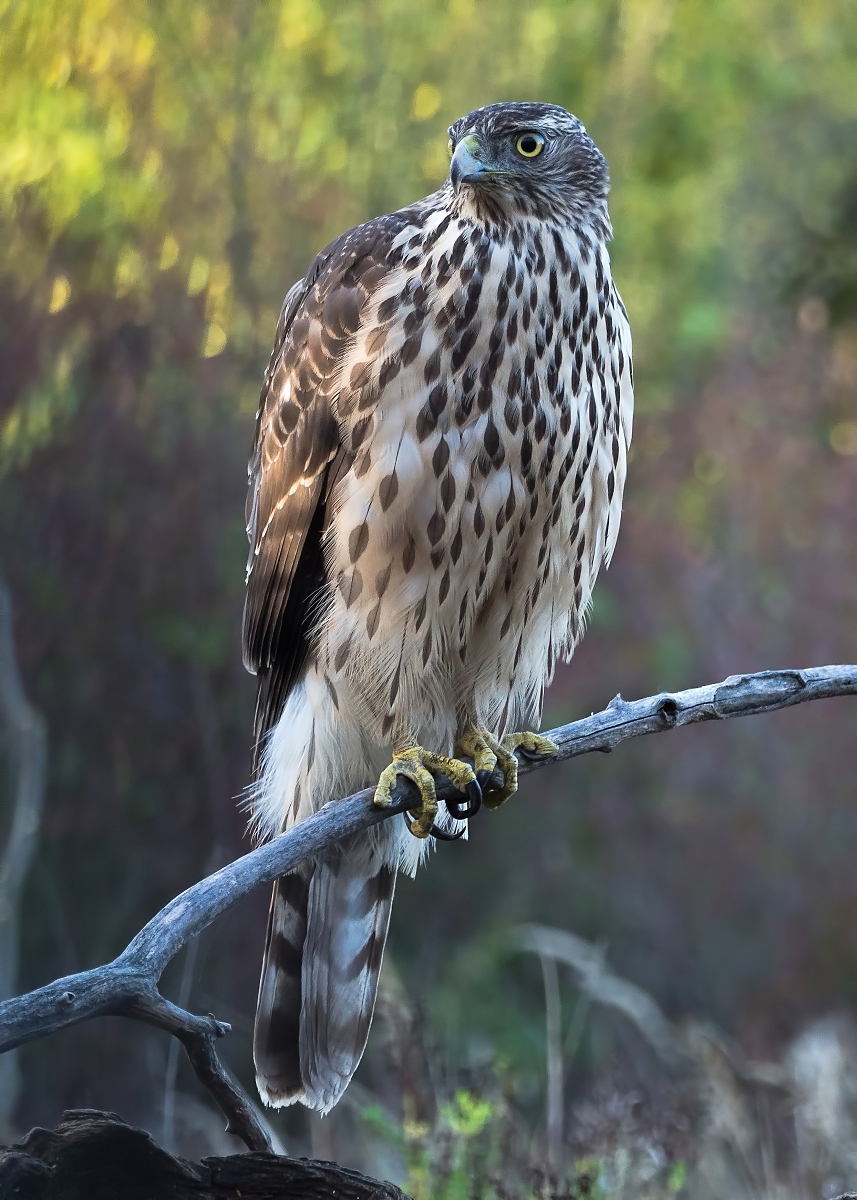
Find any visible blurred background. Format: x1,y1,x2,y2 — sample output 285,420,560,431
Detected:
1,1,857,1195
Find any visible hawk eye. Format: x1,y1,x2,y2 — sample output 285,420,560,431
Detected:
515,131,545,158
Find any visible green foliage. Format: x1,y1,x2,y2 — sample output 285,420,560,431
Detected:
440,1088,493,1138
362,1089,501,1199
2,0,856,469
361,1089,691,1199
667,1160,687,1193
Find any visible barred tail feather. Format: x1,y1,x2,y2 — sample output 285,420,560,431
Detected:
301,850,397,1113
254,844,397,1113
254,867,312,1105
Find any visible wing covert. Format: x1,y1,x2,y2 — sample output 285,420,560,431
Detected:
242,216,411,755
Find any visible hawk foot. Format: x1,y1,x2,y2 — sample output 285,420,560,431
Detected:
374,745,481,840
456,728,558,810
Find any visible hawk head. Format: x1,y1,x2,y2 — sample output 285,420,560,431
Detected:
446,102,609,228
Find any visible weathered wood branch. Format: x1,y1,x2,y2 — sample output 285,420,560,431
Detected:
0,664,854,1151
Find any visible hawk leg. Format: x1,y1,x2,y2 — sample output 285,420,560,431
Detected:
456,728,558,810
374,745,482,839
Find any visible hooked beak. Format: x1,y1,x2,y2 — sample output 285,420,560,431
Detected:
450,134,492,194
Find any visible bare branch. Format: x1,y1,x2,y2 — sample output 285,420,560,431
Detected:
0,580,47,1134
0,663,854,1148
519,924,683,1068
125,983,274,1152
545,664,857,761
539,952,563,1174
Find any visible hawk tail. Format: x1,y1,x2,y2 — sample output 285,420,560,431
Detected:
254,845,397,1113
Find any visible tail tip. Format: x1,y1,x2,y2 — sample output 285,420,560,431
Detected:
255,1073,305,1110
255,1072,343,1116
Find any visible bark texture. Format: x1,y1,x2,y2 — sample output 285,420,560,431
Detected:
0,1109,410,1200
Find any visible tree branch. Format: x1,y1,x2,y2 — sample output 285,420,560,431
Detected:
0,664,854,1150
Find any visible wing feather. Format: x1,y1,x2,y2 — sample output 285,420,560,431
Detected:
243,215,414,763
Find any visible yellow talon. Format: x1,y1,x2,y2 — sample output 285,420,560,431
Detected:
502,731,558,759
456,728,558,810
374,745,478,839
455,729,498,777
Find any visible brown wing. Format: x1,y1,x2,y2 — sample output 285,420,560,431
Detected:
242,216,409,767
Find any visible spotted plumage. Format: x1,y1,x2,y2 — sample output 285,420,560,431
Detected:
244,102,633,1113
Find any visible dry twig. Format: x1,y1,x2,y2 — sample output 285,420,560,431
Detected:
0,664,854,1150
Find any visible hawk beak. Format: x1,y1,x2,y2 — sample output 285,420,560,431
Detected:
450,134,491,194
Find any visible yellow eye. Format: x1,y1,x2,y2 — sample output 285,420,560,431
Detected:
516,131,545,158
447,137,454,156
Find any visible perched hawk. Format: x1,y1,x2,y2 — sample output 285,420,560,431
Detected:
244,102,633,1113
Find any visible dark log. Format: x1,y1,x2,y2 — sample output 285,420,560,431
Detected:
0,1108,410,1200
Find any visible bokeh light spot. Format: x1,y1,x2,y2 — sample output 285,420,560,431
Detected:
202,323,227,357
829,421,857,456
159,235,179,271
412,83,441,122
187,255,210,295
48,276,71,313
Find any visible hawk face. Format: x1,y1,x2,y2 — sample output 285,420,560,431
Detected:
447,101,609,227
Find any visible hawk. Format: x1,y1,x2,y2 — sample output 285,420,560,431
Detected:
244,102,633,1113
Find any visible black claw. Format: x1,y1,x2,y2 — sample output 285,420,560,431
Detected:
476,767,494,789
446,777,482,820
429,821,466,841
517,744,551,762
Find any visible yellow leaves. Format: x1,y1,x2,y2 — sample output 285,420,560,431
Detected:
205,261,231,318
159,234,179,271
200,262,232,355
279,0,325,50
49,275,71,313
0,0,853,471
115,246,144,295
104,104,131,156
0,138,38,189
133,29,156,69
76,9,156,82
187,255,209,296
411,83,442,122
140,147,162,183
1,347,79,478
47,53,72,88
202,324,227,357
